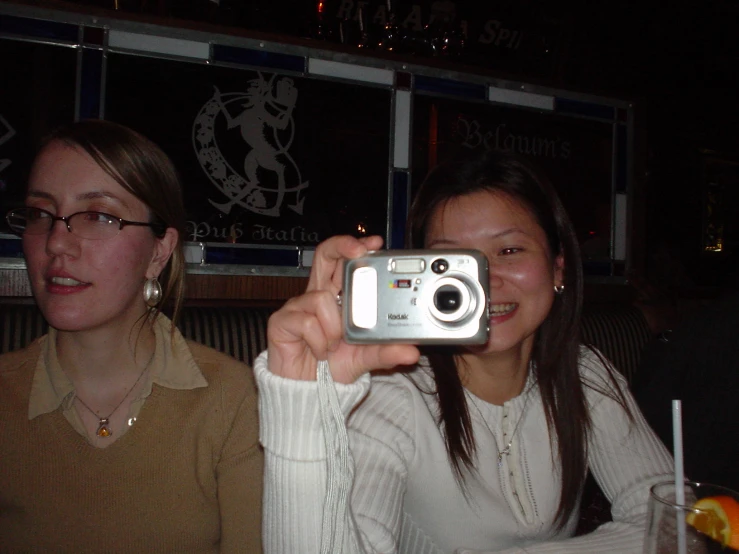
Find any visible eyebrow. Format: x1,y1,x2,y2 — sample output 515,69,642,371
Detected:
26,190,127,206
427,228,527,247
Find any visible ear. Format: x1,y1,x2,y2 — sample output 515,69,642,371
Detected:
146,227,178,280
553,253,565,288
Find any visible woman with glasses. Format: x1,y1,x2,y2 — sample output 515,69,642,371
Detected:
0,120,262,552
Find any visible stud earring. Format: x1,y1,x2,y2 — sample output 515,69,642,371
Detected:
143,277,163,307
554,284,565,294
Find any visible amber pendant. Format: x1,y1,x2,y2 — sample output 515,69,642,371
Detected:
96,418,112,437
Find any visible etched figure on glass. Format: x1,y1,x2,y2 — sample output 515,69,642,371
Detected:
192,73,309,217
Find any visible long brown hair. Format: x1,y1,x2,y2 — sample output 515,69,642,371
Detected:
44,120,187,326
407,148,586,528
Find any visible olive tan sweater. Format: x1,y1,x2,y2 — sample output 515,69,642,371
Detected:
0,325,263,553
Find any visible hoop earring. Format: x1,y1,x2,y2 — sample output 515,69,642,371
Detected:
143,278,163,307
554,284,565,295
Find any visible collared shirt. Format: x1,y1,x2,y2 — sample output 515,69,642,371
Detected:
27,315,208,442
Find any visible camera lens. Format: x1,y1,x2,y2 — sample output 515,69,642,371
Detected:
434,285,462,314
431,259,449,274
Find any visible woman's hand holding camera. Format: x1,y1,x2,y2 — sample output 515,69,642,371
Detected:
267,235,420,384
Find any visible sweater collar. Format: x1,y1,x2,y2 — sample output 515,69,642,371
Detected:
28,314,208,420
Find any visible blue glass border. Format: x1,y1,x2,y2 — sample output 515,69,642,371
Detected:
0,14,78,42
555,98,615,120
205,246,299,266
0,237,23,258
212,44,305,73
615,124,628,193
390,171,409,249
80,48,103,120
414,76,486,100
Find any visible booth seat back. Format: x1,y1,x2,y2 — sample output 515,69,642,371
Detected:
0,304,275,368
580,304,653,385
0,300,651,537
1,302,653,385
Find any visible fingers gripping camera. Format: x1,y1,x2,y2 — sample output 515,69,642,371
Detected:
342,250,490,344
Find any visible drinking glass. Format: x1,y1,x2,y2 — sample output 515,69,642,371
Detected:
644,480,739,554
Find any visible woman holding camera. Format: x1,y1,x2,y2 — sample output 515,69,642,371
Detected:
0,120,262,552
255,149,672,553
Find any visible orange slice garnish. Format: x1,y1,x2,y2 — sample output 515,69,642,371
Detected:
686,496,739,548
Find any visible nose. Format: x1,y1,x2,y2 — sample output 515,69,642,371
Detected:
45,218,78,257
488,266,505,289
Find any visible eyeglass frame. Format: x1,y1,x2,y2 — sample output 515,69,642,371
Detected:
5,207,168,240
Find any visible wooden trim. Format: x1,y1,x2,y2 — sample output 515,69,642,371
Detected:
0,268,306,301
184,274,307,301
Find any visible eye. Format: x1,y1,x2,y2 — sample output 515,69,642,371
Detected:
80,211,117,224
26,207,52,221
500,247,523,255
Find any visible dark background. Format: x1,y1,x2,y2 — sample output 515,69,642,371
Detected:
6,0,739,299
158,0,739,294
554,0,739,295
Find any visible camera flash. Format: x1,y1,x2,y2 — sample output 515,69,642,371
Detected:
391,258,425,273
351,266,378,329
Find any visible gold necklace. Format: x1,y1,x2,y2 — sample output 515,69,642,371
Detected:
74,352,154,438
466,383,533,468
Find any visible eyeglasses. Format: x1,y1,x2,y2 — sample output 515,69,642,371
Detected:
6,207,166,241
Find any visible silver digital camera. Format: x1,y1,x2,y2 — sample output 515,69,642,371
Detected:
342,249,490,344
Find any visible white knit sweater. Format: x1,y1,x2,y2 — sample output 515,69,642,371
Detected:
255,347,673,554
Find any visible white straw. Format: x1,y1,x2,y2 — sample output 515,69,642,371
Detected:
672,399,687,554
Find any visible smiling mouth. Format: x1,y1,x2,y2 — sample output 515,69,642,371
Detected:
489,303,516,316
49,276,88,286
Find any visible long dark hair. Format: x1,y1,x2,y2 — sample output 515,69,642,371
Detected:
407,148,586,528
